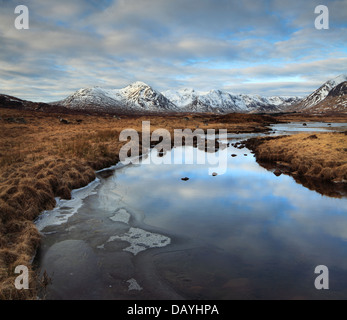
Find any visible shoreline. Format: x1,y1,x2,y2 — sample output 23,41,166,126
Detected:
241,132,347,197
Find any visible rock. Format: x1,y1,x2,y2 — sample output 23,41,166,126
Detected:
212,172,218,176
181,177,189,181
303,123,307,126
305,134,318,140
5,117,15,123
273,169,282,177
59,118,69,124
5,117,26,124
76,119,83,123
231,154,237,157
15,117,26,124
244,154,248,156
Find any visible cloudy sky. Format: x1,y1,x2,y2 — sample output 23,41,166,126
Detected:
0,0,346,102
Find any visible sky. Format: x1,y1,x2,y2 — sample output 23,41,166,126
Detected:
0,0,346,102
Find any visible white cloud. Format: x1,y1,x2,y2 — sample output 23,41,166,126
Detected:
0,0,346,101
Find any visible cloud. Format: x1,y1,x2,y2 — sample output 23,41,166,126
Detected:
0,0,346,101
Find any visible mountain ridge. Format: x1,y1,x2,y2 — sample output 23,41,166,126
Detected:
55,82,302,114
1,75,346,114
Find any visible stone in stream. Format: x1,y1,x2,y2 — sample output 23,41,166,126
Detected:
273,169,282,177
181,177,189,181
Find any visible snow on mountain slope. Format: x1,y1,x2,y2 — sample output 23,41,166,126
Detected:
162,88,200,108
56,81,301,114
240,94,301,112
56,82,178,113
291,74,347,112
118,81,177,110
162,89,248,112
327,81,347,97
303,81,347,113
58,87,123,112
162,89,301,113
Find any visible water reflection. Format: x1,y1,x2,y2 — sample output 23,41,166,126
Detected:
269,122,347,134
36,123,347,300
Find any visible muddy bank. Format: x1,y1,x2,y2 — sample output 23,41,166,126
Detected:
241,132,347,197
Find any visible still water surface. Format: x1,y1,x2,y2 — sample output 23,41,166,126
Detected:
35,123,347,299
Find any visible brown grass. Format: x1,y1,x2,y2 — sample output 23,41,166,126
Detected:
244,132,347,184
274,112,347,123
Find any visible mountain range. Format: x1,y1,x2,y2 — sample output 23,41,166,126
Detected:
0,75,346,114
53,81,302,114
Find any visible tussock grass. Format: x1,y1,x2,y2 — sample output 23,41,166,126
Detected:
245,132,347,183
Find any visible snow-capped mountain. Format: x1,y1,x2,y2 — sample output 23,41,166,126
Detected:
55,81,302,114
237,94,301,112
162,89,301,113
3,76,345,115
55,82,178,113
290,74,347,112
118,81,177,111
303,81,347,113
162,89,248,112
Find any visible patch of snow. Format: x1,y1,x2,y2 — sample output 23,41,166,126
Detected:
106,227,171,255
109,208,131,224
